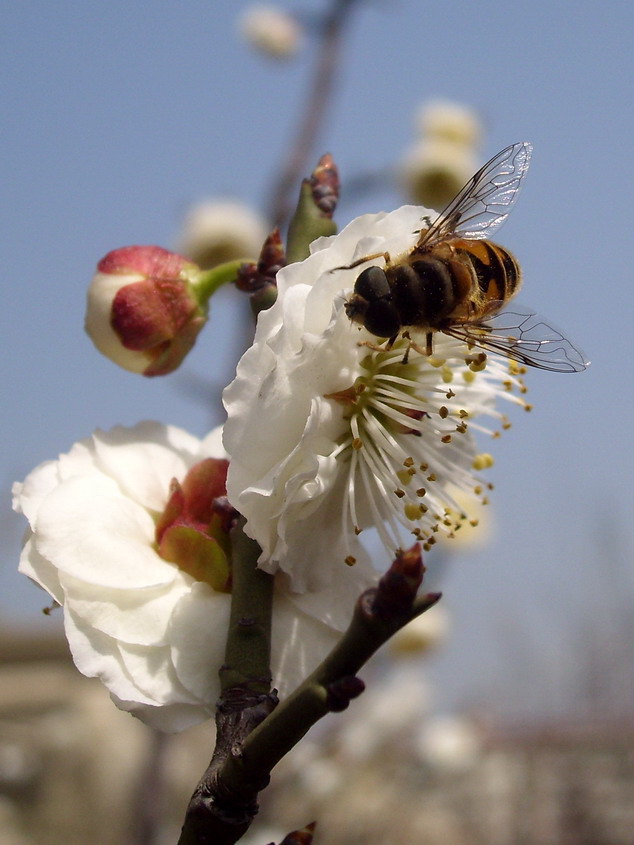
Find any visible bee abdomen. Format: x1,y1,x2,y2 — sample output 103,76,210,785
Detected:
457,241,521,303
390,258,462,327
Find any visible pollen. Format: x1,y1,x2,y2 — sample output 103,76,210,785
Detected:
439,406,449,419
405,503,423,521
345,555,357,566
396,469,412,486
472,453,494,470
427,355,446,368
441,434,452,443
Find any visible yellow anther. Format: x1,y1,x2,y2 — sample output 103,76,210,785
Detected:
427,355,446,368
404,503,422,521
472,453,494,470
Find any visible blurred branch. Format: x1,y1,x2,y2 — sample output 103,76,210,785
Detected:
268,0,361,230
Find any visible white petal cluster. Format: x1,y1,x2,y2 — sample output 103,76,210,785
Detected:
239,5,302,59
400,99,482,209
13,422,374,732
176,200,269,270
223,206,526,592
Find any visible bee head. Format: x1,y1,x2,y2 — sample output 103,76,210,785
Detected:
345,266,401,339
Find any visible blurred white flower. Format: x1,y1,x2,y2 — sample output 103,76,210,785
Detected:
415,99,482,148
13,422,375,732
416,714,481,772
176,200,269,271
389,603,450,657
399,138,477,210
338,667,429,762
239,5,302,60
223,206,526,592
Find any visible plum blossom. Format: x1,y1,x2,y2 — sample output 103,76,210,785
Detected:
13,422,375,732
223,205,529,592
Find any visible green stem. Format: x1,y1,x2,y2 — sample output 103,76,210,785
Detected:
194,258,256,305
219,517,274,694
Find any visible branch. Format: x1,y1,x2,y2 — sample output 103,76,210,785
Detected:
177,543,440,844
267,0,360,229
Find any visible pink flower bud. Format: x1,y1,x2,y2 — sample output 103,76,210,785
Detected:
85,245,207,376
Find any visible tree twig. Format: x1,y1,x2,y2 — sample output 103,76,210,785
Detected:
177,543,440,844
268,0,360,229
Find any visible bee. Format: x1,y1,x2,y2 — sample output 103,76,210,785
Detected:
334,142,588,372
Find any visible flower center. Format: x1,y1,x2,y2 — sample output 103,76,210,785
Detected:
327,337,529,560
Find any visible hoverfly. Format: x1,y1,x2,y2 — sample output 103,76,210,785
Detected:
335,142,588,372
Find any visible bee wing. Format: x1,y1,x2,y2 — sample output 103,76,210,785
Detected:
417,142,533,247
443,304,589,373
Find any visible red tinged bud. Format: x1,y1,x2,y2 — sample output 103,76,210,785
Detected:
154,457,234,592
85,245,207,376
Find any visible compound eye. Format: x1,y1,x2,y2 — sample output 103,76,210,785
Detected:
364,301,401,339
354,266,391,301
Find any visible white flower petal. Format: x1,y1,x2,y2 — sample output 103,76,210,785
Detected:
34,473,177,589
116,640,201,706
92,422,202,512
18,535,64,605
224,204,526,588
63,606,158,706
168,583,231,703
60,571,191,646
272,594,340,697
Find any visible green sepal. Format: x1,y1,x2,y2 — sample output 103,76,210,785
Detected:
286,180,337,264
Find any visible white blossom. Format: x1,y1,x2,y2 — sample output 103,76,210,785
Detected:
415,99,482,148
223,206,528,592
13,422,375,732
176,200,269,271
239,5,302,59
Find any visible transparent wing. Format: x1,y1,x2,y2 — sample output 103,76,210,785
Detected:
417,142,533,247
442,304,589,373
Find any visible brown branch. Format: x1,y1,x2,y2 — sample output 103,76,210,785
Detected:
177,544,440,844
268,0,361,229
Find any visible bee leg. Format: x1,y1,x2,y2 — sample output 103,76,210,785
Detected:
400,331,412,365
400,332,434,363
329,251,391,273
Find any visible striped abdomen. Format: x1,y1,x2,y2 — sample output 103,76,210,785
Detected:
386,238,521,330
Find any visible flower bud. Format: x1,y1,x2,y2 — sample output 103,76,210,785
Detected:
239,5,302,59
399,138,477,210
155,457,233,592
176,200,269,271
416,99,482,148
85,245,207,376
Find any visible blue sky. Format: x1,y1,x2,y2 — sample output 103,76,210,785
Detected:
3,0,633,715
